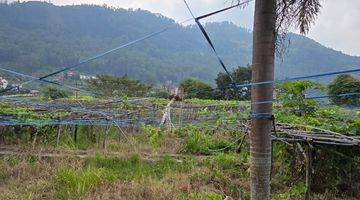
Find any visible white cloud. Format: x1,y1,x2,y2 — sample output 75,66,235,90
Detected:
307,0,360,56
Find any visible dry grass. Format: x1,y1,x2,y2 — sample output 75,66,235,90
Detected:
0,125,356,200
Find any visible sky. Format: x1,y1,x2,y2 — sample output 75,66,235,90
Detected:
9,0,360,56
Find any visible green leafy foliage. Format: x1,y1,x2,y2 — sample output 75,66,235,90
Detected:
273,182,307,200
328,74,360,106
181,128,232,155
141,124,163,148
0,102,51,122
276,81,323,116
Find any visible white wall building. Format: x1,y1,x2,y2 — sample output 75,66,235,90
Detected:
0,77,8,89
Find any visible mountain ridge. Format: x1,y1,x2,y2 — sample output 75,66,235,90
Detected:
0,1,359,85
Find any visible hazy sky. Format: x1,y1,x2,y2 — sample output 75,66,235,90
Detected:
10,0,360,56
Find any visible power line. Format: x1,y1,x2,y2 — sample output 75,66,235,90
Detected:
0,67,97,95
195,0,253,20
234,68,360,88
251,92,360,105
0,17,193,95
183,0,241,85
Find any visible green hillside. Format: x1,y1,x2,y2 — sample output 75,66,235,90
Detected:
0,1,359,84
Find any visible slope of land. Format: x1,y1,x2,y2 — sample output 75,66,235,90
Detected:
0,1,359,84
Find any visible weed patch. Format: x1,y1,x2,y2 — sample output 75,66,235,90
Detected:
54,166,115,199
182,130,232,155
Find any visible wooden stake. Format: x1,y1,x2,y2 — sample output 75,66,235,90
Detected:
56,125,62,147
73,125,78,143
305,144,313,200
103,126,110,149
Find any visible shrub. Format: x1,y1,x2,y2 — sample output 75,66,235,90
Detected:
182,130,232,155
87,75,151,97
276,81,323,116
141,125,163,148
180,78,214,99
182,131,212,154
43,87,69,100
210,153,240,170
54,166,115,199
274,182,307,200
215,65,252,100
328,74,360,106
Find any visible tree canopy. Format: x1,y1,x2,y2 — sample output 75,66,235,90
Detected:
87,75,151,97
179,79,213,99
215,66,252,100
328,74,360,107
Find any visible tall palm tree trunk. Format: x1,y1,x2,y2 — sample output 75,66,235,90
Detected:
250,0,276,199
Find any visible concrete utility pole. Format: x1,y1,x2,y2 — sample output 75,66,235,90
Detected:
250,0,276,199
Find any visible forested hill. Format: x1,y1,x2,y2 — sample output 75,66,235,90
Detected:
0,1,359,84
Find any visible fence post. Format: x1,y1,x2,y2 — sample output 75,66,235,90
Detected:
305,143,313,200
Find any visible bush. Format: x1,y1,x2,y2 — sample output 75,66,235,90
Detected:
215,65,252,100
43,87,69,100
209,153,240,170
182,130,232,155
141,125,163,148
328,74,360,106
87,75,151,97
276,81,323,116
274,182,307,200
54,166,115,199
180,78,214,99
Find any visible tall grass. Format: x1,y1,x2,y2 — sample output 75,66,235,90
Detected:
54,154,194,199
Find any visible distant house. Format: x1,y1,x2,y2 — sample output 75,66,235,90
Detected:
0,77,8,89
30,90,40,96
9,84,22,92
66,71,75,77
80,75,97,80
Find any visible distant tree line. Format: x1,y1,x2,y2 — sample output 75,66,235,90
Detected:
82,68,359,108
179,66,252,100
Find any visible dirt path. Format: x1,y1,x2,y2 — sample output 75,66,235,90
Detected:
0,146,210,162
